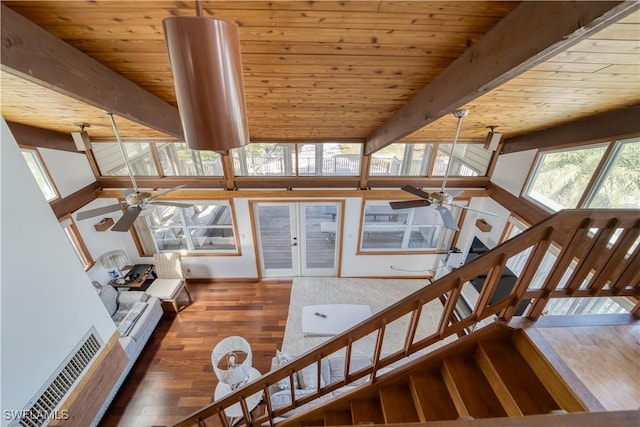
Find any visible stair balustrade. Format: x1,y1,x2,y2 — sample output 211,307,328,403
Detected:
174,209,640,427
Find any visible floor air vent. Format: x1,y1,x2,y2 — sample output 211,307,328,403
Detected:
17,330,102,427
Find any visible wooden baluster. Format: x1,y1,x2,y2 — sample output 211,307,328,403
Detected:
613,247,640,296
344,337,353,385
566,218,619,295
196,417,208,427
315,355,322,391
474,253,507,318
239,396,251,423
218,409,230,427
438,278,462,338
371,319,387,382
404,299,424,356
263,384,275,427
528,219,594,319
589,222,640,295
501,230,553,321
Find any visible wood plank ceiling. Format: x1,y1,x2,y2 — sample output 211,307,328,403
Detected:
1,1,639,145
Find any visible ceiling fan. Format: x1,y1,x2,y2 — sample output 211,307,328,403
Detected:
389,109,496,231
76,112,191,232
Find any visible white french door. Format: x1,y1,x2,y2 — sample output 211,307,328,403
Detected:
254,202,340,277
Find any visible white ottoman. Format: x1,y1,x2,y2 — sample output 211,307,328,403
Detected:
145,279,192,312
301,304,372,337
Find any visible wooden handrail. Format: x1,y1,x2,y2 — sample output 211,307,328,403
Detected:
174,209,640,427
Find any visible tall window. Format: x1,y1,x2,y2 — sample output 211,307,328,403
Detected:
359,201,455,252
232,142,363,176
156,142,223,176
20,147,59,201
60,215,94,270
92,142,157,176
523,137,639,212
145,202,238,254
298,143,362,176
432,144,492,176
369,143,432,176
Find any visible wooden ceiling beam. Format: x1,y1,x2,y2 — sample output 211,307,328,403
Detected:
364,1,640,155
0,5,183,139
503,104,640,154
7,121,78,152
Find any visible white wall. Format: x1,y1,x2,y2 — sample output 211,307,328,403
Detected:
1,118,117,423
490,149,537,196
31,139,529,281
38,148,95,198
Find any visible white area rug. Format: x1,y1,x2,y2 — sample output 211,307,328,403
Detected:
282,277,445,357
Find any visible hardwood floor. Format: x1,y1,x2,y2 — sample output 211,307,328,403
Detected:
100,279,292,427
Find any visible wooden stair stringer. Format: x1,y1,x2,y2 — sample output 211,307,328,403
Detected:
512,329,603,412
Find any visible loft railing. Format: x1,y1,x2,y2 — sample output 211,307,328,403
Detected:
174,209,640,427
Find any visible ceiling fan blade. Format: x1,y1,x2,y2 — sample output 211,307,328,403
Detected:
111,206,142,232
389,200,431,210
400,185,431,200
76,203,125,221
448,203,498,216
147,185,186,200
437,206,460,231
148,201,193,208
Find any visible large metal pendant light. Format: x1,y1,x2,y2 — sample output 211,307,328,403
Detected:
163,1,249,153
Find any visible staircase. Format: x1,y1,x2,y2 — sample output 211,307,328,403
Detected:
280,326,586,426
174,209,640,427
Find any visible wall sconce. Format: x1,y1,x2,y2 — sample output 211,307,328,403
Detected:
475,218,493,232
163,1,249,153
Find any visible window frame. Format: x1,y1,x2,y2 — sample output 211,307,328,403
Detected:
143,200,241,256
357,199,457,254
59,214,94,271
522,137,639,213
20,145,60,202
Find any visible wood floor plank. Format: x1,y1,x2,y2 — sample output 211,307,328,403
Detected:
99,280,291,427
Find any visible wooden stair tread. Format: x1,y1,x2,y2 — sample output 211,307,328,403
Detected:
324,409,352,426
410,373,460,421
478,340,561,415
379,383,419,423
443,355,507,418
351,398,384,425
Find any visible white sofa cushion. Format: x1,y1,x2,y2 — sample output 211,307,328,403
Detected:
275,350,299,390
297,358,330,390
99,285,119,316
329,355,371,385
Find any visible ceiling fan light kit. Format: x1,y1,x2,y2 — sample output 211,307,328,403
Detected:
163,4,249,153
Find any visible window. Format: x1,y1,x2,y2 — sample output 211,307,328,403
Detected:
145,202,238,254
21,147,59,201
60,215,94,270
524,144,609,211
432,144,492,177
298,143,362,176
359,201,456,252
232,143,296,176
369,143,432,176
585,137,640,209
92,142,157,176
156,142,223,176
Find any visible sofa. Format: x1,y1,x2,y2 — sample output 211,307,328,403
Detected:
269,351,372,417
93,284,163,425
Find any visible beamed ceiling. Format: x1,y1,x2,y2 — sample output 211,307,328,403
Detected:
1,1,639,153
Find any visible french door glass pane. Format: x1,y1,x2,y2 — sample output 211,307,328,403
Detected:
304,205,336,269
258,205,293,269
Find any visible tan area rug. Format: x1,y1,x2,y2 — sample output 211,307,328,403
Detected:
281,277,446,357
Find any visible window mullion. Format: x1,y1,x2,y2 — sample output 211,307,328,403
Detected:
578,140,617,208
401,209,415,248
179,208,195,252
